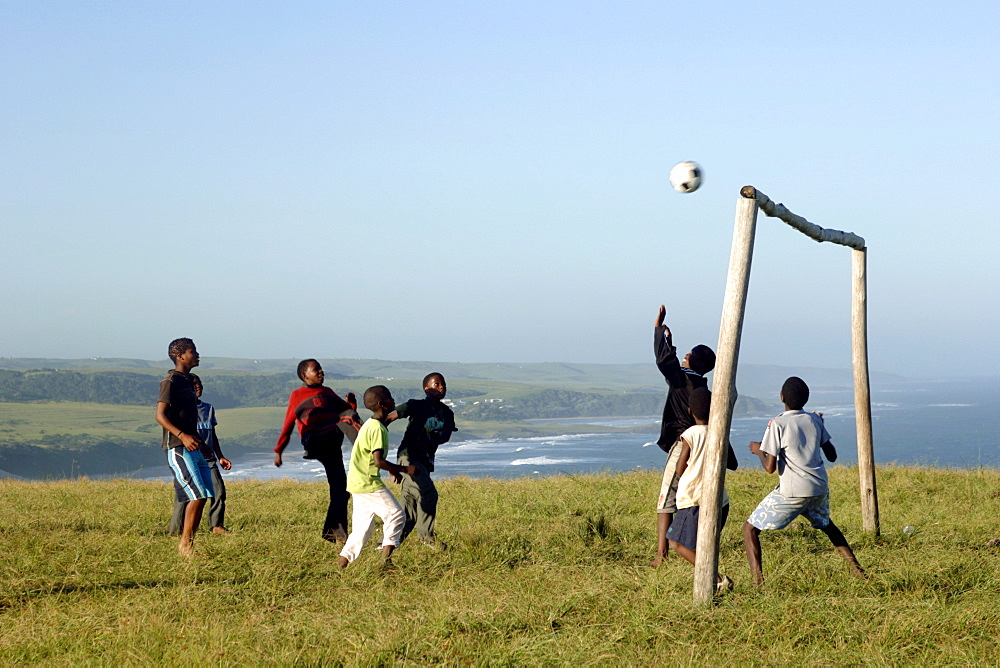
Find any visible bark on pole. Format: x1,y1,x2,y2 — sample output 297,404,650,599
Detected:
693,192,759,605
852,248,880,534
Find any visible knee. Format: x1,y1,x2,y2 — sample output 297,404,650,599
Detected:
742,521,759,540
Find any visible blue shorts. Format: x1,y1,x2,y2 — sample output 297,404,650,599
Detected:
168,447,215,502
747,489,830,531
667,504,730,552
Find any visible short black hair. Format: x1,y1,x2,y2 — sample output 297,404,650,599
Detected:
423,372,445,387
363,385,393,411
168,338,195,363
688,345,716,375
781,376,810,410
297,358,318,382
689,387,712,421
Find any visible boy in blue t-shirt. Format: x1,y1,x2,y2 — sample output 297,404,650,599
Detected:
742,376,865,586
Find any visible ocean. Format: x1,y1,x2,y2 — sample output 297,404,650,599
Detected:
146,377,1000,484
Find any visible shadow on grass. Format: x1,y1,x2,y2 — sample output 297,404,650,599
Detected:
1,578,177,610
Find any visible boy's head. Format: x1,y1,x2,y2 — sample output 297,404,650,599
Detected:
423,372,447,400
168,338,198,369
363,385,395,414
685,345,716,376
781,376,810,410
297,358,323,385
190,373,203,398
689,387,711,424
168,338,196,363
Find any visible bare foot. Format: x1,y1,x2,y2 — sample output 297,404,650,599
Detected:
336,556,349,569
648,554,667,567
985,537,1000,548
179,539,195,557
212,526,231,535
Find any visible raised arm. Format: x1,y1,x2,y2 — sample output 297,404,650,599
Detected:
653,322,684,387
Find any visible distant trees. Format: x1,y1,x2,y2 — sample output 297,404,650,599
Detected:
0,369,768,418
0,369,298,408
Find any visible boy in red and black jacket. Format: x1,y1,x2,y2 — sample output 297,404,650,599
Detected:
274,358,362,543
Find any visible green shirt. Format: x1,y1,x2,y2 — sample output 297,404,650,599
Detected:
347,417,388,494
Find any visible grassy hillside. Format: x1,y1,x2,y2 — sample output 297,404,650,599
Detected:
1,466,998,664
0,361,765,479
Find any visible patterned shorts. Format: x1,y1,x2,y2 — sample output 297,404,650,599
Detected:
747,489,831,531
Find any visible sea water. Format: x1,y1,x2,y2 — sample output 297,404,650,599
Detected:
149,377,1000,483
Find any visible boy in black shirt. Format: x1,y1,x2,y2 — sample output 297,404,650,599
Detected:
155,338,214,557
650,305,716,567
388,372,457,549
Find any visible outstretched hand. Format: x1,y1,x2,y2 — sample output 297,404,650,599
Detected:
655,304,666,328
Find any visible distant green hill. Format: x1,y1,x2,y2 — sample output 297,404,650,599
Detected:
0,356,873,479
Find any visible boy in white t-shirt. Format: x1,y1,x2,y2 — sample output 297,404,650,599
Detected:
667,387,739,591
742,376,865,587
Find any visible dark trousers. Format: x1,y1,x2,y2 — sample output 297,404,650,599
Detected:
168,459,225,535
317,454,349,540
397,454,438,543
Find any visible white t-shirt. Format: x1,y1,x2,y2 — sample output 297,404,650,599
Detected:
759,410,831,497
675,424,729,510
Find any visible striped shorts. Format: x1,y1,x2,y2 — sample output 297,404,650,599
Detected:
167,447,215,501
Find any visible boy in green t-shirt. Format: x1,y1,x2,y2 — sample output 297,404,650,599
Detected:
337,385,416,569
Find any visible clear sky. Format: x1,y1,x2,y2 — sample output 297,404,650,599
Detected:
2,1,998,378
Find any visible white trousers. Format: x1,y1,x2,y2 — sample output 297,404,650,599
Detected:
339,487,405,563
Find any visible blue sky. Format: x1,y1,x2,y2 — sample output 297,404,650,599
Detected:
2,1,997,378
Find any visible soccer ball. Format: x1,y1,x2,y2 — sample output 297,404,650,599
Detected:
669,161,702,193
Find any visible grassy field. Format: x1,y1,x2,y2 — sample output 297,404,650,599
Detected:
2,466,999,665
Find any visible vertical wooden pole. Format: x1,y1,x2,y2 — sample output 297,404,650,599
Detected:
852,248,880,534
693,193,759,604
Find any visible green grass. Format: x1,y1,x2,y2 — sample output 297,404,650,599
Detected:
2,466,999,664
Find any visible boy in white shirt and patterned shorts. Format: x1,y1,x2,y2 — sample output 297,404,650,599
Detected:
743,376,866,586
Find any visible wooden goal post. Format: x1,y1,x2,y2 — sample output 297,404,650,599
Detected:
692,186,879,605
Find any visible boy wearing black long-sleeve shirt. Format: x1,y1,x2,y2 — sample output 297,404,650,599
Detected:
650,305,716,567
